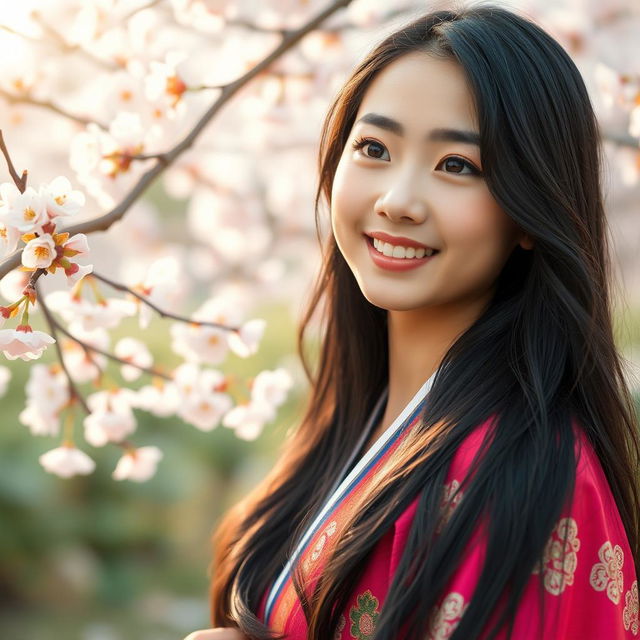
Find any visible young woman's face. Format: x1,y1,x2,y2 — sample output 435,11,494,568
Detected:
331,52,530,314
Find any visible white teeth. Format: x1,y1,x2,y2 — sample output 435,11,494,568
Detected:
371,237,436,259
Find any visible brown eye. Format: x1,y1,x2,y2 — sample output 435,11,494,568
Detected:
351,137,390,161
437,156,481,176
364,141,386,159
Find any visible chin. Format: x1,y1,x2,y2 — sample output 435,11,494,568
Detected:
358,286,428,313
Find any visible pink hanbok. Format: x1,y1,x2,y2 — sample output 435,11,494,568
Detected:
257,374,639,638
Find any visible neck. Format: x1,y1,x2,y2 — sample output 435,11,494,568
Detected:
383,298,488,423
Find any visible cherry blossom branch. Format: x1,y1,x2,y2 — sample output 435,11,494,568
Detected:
122,0,166,22
36,284,90,415
0,88,108,130
90,271,241,331
0,130,28,192
0,0,355,279
48,313,172,381
225,18,291,37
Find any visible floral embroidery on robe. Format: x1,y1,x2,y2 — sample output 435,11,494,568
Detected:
590,540,625,604
532,517,580,595
623,581,639,635
349,590,380,639
427,592,468,639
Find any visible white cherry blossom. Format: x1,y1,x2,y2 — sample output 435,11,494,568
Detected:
19,403,60,437
25,363,69,415
251,367,293,407
221,401,275,441
114,337,153,381
173,362,226,396
84,411,136,447
46,290,136,331
0,219,20,257
172,363,233,431
22,234,56,269
87,387,137,414
170,321,229,365
40,176,86,218
170,296,245,364
227,318,266,358
179,390,233,431
0,326,55,361
62,233,90,255
145,51,192,107
112,446,163,482
60,233,93,285
66,263,94,286
0,270,30,302
132,381,181,417
61,324,109,383
39,445,96,478
133,256,182,328
0,184,49,233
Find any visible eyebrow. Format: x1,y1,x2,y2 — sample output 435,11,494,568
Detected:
354,112,481,146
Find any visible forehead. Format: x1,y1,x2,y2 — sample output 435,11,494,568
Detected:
355,52,478,131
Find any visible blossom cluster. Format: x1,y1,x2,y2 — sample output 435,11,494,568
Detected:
0,177,90,361
2,205,291,481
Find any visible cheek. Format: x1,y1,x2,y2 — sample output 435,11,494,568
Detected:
445,200,518,266
330,157,362,231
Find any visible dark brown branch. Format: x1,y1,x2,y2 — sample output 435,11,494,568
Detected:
36,283,90,414
90,271,241,331
0,129,28,192
49,315,172,381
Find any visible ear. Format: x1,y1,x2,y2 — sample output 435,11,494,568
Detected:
518,234,534,251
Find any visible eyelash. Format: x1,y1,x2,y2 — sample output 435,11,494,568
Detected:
350,136,482,176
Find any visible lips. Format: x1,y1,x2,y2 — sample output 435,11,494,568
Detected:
365,231,438,251
364,235,438,272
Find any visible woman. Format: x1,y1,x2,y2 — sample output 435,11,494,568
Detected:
185,5,640,639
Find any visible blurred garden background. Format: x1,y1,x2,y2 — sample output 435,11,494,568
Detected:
1,0,639,638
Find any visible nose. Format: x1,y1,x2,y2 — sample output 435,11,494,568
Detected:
374,170,428,224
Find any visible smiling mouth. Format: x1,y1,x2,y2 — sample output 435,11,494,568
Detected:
365,235,440,259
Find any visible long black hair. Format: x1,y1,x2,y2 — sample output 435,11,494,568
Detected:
209,6,640,639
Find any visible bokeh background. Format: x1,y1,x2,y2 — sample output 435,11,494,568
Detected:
1,0,639,638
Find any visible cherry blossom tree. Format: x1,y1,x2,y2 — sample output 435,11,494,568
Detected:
0,0,638,485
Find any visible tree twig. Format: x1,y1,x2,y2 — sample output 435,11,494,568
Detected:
0,130,28,192
50,314,172,381
90,271,241,331
0,88,108,130
36,283,90,414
